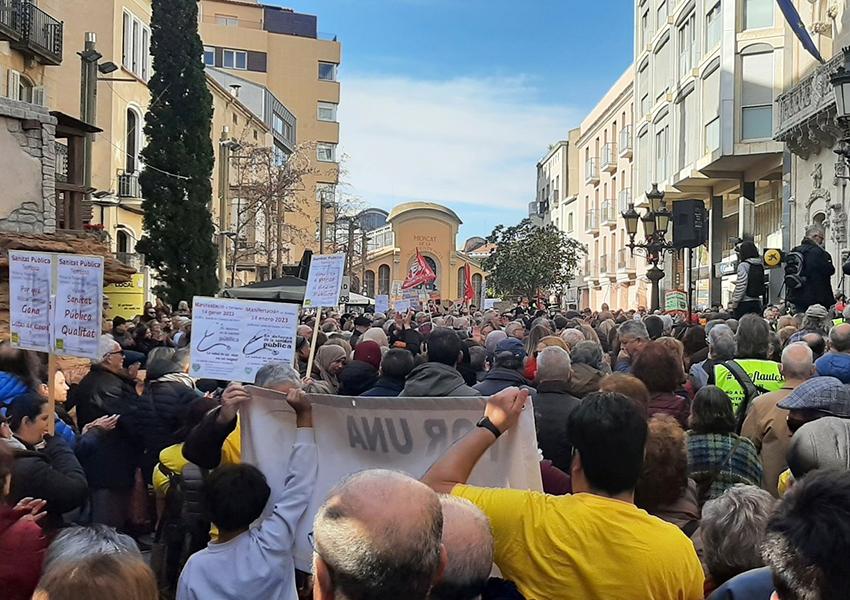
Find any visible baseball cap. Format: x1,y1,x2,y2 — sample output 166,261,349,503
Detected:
495,337,527,360
788,417,850,478
778,376,850,417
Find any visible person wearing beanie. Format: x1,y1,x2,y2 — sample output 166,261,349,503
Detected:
350,316,372,347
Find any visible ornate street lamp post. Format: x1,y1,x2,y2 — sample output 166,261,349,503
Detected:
622,183,675,312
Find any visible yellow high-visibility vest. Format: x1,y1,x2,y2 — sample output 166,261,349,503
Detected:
713,359,784,413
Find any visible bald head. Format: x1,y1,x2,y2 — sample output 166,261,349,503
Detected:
431,496,493,600
313,469,444,600
830,323,850,353
781,342,815,381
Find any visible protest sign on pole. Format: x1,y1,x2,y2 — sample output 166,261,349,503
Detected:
240,389,543,571
664,290,688,312
394,299,411,313
190,297,298,383
375,294,389,313
9,251,53,353
303,253,346,308
52,255,103,360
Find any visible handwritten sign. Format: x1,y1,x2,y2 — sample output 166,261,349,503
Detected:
9,251,53,353
53,255,103,360
375,294,389,313
394,300,411,313
190,297,298,382
303,254,346,308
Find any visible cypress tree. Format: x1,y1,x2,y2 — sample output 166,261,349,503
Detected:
137,0,218,304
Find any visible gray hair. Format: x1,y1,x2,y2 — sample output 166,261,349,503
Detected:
43,525,141,576
253,362,301,389
805,223,825,240
701,485,776,584
505,322,525,337
708,325,736,361
570,340,604,369
830,323,850,353
618,320,649,341
96,335,120,365
560,328,585,349
172,348,191,372
147,346,175,364
781,342,814,380
431,496,493,600
736,314,770,359
536,346,571,382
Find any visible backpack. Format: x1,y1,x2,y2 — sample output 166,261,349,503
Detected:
784,250,806,291
720,360,770,433
150,463,209,598
745,261,766,299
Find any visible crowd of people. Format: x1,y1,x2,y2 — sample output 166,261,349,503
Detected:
3,229,850,599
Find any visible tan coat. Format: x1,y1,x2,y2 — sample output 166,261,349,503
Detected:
740,386,794,497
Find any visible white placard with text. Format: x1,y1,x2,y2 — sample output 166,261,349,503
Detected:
8,251,53,353
303,254,346,308
52,255,103,360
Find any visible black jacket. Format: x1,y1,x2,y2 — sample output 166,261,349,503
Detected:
72,364,142,489
337,361,379,396
534,380,581,472
7,435,88,531
360,377,405,397
182,406,236,469
788,238,835,311
473,367,536,397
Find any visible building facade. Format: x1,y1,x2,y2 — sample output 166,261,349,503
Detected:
634,0,786,308
574,67,644,310
774,1,847,295
356,202,486,305
198,0,341,262
533,139,568,227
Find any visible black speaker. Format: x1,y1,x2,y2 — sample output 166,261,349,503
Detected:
672,199,708,249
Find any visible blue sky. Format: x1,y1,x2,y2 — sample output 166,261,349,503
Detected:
270,0,634,242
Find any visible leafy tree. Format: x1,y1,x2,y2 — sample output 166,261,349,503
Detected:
482,219,585,300
137,0,217,303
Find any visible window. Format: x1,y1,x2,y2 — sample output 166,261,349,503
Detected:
637,130,649,193
703,66,720,152
378,265,390,295
744,0,773,30
253,129,258,141
223,49,247,70
472,273,483,307
655,123,669,182
656,0,668,29
706,3,721,50
678,13,696,77
639,63,650,114
283,120,293,141
273,145,288,167
122,11,151,81
317,101,338,122
215,14,239,26
678,91,697,168
641,9,651,47
741,51,774,140
654,39,670,101
203,46,215,66
126,108,141,173
232,113,238,125
317,142,337,162
567,212,574,233
318,62,337,81
272,113,284,135
364,271,375,298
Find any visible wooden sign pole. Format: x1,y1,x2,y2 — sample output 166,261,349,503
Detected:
47,255,58,436
304,308,322,378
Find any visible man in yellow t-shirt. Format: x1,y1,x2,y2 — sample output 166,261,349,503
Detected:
422,388,704,600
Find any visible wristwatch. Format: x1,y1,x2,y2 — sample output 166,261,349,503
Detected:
476,416,502,439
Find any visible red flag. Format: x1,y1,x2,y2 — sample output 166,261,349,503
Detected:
462,265,474,303
401,249,437,290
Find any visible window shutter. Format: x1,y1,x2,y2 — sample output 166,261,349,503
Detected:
7,70,20,101
32,86,45,106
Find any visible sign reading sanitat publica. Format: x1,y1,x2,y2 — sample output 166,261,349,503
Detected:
53,255,104,360
8,251,54,353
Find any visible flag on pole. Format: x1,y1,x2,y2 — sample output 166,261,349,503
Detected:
462,265,474,304
776,0,824,64
401,249,437,290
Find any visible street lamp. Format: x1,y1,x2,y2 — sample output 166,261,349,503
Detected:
831,47,850,179
621,183,676,311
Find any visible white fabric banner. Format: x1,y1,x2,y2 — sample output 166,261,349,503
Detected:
240,389,543,571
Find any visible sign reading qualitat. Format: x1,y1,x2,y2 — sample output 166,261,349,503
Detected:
303,253,346,308
53,255,104,360
190,297,298,383
240,389,543,572
9,251,53,353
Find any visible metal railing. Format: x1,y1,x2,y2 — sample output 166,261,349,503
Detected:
585,209,598,232
600,200,617,224
601,142,617,171
584,157,599,183
584,258,597,278
114,252,144,269
0,0,63,64
618,188,632,213
200,14,264,30
117,173,141,199
619,125,633,157
600,254,609,273
617,248,635,271
55,141,68,183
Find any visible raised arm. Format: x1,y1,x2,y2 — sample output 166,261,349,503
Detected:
421,387,527,495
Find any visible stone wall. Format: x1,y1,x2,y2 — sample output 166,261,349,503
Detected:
0,97,56,234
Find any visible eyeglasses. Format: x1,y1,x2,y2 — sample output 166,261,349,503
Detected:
107,350,124,357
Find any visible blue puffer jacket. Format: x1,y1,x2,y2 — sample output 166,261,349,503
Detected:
815,352,850,384
0,372,76,449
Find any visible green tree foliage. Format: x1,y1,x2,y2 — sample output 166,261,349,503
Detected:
482,219,585,299
137,0,217,303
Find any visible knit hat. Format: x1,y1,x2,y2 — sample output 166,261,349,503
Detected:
353,340,382,370
778,376,850,416
805,304,829,320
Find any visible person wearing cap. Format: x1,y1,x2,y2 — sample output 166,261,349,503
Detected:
787,416,850,480
473,338,536,397
349,315,372,347
777,375,850,432
786,224,835,313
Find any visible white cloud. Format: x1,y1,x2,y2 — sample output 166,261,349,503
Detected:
338,74,580,229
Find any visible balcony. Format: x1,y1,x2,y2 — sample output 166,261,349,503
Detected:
585,209,599,234
600,200,617,227
584,157,599,185
619,125,633,158
601,142,617,173
600,254,609,274
114,252,145,270
0,0,63,66
617,248,636,274
117,173,141,199
774,53,843,159
584,258,598,283
618,188,632,214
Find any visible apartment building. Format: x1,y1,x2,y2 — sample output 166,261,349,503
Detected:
534,140,568,228
774,1,847,293
574,67,644,310
634,0,786,306
198,0,341,261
